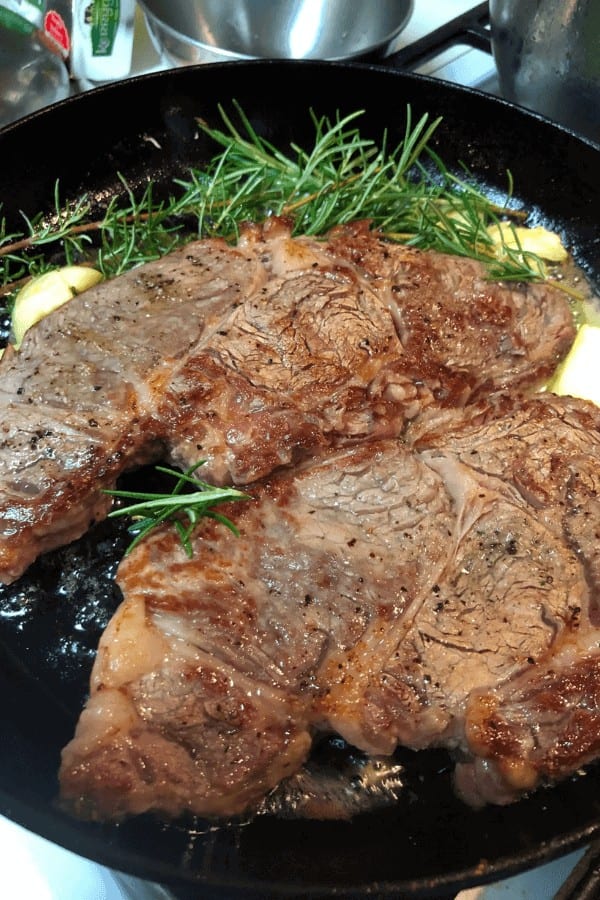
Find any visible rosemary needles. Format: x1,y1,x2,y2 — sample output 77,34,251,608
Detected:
1,102,550,306
104,462,251,557
181,103,547,281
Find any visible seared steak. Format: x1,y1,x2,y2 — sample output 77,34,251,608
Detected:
59,394,600,820
0,219,574,584
0,230,268,584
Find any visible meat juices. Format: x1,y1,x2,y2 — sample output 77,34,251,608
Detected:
60,395,600,820
0,219,574,584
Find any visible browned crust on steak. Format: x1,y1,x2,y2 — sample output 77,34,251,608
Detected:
59,394,600,820
0,219,575,584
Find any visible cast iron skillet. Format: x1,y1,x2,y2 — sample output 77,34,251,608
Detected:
1,61,600,899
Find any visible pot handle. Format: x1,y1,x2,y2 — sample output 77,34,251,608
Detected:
380,1,491,72
554,841,600,900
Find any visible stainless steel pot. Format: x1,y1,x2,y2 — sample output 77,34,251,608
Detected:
490,0,600,145
138,0,414,65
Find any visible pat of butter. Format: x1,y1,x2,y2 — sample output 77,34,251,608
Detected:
11,265,102,349
488,222,568,262
549,324,600,406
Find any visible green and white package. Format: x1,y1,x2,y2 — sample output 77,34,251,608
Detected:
47,0,135,81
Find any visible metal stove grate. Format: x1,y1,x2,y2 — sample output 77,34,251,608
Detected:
384,1,491,70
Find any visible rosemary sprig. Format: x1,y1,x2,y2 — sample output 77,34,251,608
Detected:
184,104,545,281
0,102,553,307
0,185,95,295
104,462,251,557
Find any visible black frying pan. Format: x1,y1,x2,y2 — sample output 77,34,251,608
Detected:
1,61,600,899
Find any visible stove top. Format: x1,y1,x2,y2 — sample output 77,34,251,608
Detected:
123,0,501,93
0,3,595,898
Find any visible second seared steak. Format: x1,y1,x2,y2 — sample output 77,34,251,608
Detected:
59,393,600,821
